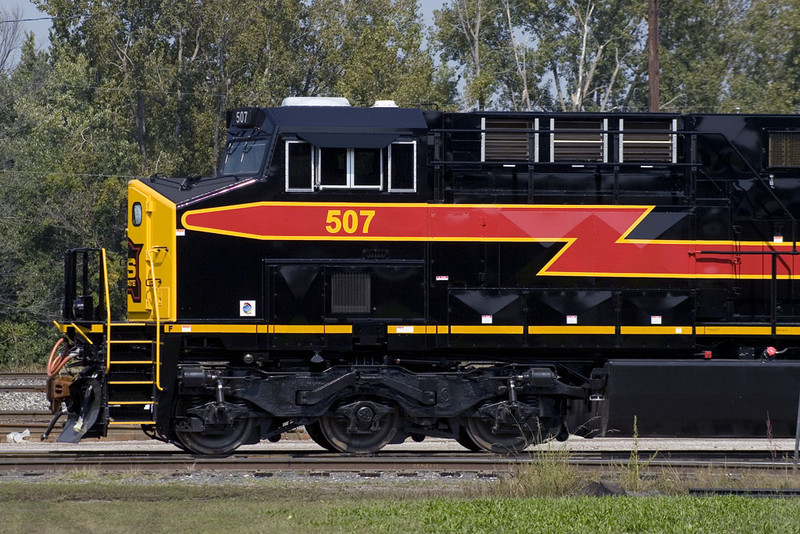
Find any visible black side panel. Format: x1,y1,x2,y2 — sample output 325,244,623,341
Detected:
603,360,800,437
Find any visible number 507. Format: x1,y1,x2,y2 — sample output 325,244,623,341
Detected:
325,209,375,234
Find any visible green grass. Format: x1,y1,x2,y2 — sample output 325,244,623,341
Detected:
2,479,800,534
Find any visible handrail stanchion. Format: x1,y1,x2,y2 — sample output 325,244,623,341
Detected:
147,248,163,391
794,389,800,467
102,248,112,369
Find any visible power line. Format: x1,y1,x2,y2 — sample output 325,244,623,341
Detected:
0,13,87,24
0,17,55,24
0,169,146,180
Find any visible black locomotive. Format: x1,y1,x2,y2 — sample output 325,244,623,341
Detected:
47,98,800,454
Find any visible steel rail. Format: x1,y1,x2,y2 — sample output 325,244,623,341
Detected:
0,449,797,474
0,372,47,381
0,372,46,393
0,385,46,393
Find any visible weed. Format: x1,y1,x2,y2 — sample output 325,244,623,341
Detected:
766,412,778,461
495,441,588,498
55,467,103,483
618,415,659,493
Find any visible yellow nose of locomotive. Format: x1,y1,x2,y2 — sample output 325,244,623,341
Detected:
127,180,177,322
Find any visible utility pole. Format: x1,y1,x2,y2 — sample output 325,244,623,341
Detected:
648,0,660,112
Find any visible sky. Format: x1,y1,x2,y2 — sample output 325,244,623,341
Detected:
6,0,52,64
6,0,446,67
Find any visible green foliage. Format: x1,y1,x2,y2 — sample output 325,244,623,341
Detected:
658,0,732,111
0,33,131,367
0,317,52,369
498,444,585,497
433,0,510,109
3,479,800,533
723,0,800,112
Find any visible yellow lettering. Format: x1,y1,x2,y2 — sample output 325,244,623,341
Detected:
325,209,342,233
343,210,358,233
360,210,375,233
325,208,376,234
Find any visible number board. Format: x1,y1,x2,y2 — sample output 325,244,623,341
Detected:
227,108,263,129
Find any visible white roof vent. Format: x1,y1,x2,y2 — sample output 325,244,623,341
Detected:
372,100,398,108
281,97,351,107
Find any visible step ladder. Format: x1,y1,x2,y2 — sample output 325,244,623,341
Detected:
100,245,164,430
104,324,159,427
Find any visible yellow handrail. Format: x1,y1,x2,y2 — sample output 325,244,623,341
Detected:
146,248,163,391
102,248,112,369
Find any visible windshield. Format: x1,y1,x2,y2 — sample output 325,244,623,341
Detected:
221,138,269,176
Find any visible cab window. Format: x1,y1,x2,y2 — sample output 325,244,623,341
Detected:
221,138,269,175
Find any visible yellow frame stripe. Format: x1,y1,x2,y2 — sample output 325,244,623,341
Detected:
154,323,799,337
324,325,353,334
529,326,616,335
272,325,324,334
164,324,354,335
108,421,155,425
164,324,263,334
697,326,773,336
388,325,448,334
620,326,693,335
450,325,524,335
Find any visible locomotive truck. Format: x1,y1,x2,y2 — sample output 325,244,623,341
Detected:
46,97,800,455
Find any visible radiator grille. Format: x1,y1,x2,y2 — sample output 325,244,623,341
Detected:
769,132,800,168
620,119,675,163
551,119,606,162
483,119,533,161
331,272,371,314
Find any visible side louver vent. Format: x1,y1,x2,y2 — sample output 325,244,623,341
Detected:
551,118,607,162
331,272,371,314
482,118,534,161
769,131,800,168
620,119,676,163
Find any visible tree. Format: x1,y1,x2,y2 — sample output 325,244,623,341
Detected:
0,37,132,366
433,0,508,109
657,0,732,112
0,6,25,74
723,0,800,113
434,0,647,111
525,0,647,111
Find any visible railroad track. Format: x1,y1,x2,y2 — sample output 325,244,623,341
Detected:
0,372,46,393
2,373,798,476
0,372,151,441
0,447,796,475
0,410,151,441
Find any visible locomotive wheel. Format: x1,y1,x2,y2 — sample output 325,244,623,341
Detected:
464,416,537,455
305,421,338,452
174,398,254,456
318,400,400,454
456,426,483,452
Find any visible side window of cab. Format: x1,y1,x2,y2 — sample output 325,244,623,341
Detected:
284,140,416,192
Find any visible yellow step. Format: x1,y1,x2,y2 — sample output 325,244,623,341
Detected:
108,421,155,425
